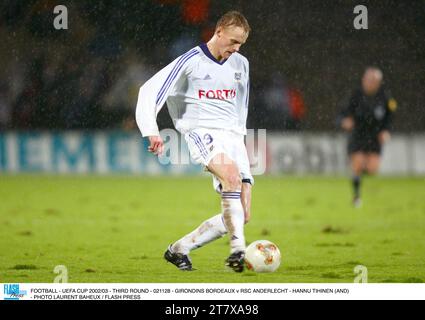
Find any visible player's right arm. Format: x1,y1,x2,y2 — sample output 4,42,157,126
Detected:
135,48,199,156
378,92,397,145
339,91,358,131
135,71,167,155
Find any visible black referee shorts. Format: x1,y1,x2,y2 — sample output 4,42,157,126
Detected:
348,136,382,155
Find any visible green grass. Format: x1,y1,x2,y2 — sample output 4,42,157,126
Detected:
0,175,424,283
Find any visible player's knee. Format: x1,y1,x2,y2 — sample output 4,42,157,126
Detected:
222,172,242,192
366,167,379,175
366,163,380,175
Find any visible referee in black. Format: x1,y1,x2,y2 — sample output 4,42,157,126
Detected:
339,67,397,207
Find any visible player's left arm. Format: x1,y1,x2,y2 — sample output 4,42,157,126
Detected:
241,58,252,224
241,181,252,224
379,92,397,144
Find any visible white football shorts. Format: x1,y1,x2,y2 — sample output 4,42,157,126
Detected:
184,128,254,192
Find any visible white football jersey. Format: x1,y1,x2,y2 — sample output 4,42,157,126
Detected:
135,44,250,137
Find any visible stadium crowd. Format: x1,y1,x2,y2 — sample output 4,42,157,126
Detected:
4,1,423,133
0,1,305,131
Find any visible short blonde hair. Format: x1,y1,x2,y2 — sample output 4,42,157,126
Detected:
216,11,251,34
364,67,383,81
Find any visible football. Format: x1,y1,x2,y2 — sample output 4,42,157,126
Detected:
244,240,281,273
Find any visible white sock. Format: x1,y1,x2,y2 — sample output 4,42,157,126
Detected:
221,191,246,254
171,214,227,255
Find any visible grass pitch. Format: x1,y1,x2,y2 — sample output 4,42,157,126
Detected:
0,175,424,283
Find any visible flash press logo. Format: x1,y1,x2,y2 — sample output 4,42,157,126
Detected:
4,284,27,300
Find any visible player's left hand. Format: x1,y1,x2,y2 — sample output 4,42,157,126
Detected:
378,130,391,145
244,210,251,224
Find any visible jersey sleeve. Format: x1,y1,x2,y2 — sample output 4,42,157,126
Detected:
135,49,199,137
337,90,358,127
244,60,250,109
236,58,250,130
381,91,397,131
342,90,358,117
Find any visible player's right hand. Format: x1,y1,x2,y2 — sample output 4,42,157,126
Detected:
148,136,164,156
341,117,354,131
378,130,391,145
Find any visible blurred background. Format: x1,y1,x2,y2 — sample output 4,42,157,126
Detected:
0,0,424,175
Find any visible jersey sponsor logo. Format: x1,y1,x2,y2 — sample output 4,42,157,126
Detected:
198,89,236,100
